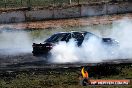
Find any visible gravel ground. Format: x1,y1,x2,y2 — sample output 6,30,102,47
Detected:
0,13,132,29
0,13,132,68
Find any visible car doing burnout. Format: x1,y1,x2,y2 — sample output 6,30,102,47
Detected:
32,31,119,56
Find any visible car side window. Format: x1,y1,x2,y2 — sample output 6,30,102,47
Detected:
61,33,71,42
72,33,84,40
72,32,84,46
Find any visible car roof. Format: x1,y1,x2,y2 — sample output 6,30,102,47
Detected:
54,31,90,34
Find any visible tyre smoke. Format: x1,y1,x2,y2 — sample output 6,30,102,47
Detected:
110,18,132,59
49,18,132,63
0,18,132,63
0,29,32,55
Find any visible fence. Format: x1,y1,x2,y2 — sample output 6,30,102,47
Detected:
0,0,131,23
0,0,128,9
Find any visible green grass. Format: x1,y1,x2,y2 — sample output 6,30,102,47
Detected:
0,65,132,88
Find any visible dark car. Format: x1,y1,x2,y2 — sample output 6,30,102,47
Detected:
32,31,119,56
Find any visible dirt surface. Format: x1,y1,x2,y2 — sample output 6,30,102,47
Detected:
0,13,132,68
0,59,132,88
0,13,132,87
0,13,132,29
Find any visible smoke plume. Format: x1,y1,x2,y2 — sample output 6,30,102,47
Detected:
49,18,132,63
0,29,32,55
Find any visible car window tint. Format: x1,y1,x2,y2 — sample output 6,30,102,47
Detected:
45,33,68,43
61,33,71,42
72,32,84,46
72,32,84,40
45,34,57,42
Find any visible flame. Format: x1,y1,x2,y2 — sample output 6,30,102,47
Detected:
81,67,89,78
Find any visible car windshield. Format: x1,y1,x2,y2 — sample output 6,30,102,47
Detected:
44,33,70,43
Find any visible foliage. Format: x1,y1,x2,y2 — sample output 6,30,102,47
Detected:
0,65,132,88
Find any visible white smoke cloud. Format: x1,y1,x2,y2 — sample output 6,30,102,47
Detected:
49,18,132,63
110,18,132,59
50,36,110,63
0,18,132,64
0,30,32,55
